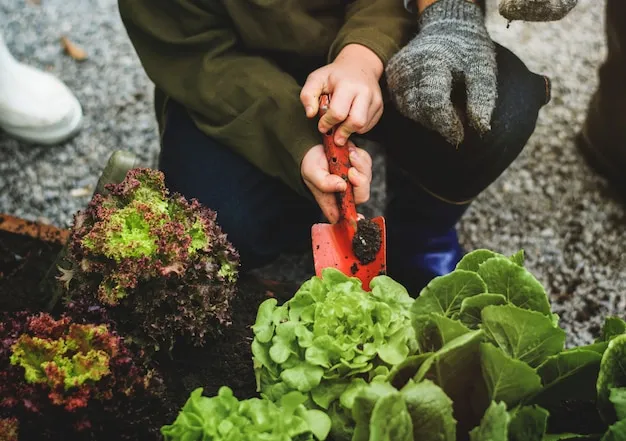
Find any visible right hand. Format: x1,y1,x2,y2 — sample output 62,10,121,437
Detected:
301,142,372,223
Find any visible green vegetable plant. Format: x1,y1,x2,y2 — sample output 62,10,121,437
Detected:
251,268,418,440
160,386,331,441
0,418,18,441
247,248,626,441
0,311,167,440
58,168,240,352
346,249,626,441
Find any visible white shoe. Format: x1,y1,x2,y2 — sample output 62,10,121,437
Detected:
0,34,83,145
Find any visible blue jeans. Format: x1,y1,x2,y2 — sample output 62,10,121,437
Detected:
158,44,550,291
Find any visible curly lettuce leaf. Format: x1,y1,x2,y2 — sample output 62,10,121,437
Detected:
252,268,417,441
160,387,330,441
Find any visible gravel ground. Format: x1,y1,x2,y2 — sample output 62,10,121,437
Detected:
0,0,621,346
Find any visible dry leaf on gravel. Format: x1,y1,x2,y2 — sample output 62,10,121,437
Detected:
61,36,87,61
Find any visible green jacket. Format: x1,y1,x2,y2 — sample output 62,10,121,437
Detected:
118,0,415,196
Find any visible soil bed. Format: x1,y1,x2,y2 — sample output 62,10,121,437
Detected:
0,228,63,312
0,227,302,438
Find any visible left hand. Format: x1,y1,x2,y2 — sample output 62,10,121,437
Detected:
300,44,384,147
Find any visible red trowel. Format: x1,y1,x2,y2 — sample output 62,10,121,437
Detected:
311,94,387,291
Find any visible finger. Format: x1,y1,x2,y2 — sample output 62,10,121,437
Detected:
362,102,383,134
334,91,370,145
318,86,354,134
418,68,465,146
313,190,341,224
300,71,328,118
348,167,370,205
465,63,498,135
348,144,373,181
303,166,347,194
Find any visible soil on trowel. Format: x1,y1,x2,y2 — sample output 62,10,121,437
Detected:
0,229,63,312
352,218,382,265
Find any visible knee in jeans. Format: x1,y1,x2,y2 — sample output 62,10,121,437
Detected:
489,44,551,150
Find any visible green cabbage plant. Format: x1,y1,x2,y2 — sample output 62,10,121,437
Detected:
251,268,418,440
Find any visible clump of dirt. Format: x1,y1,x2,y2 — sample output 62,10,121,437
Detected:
352,219,382,265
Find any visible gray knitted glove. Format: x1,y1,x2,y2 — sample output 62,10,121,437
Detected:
386,0,497,146
499,0,578,22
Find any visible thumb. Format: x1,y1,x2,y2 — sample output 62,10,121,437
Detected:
300,71,328,118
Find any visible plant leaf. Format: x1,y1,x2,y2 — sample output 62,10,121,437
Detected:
415,330,485,432
477,257,551,315
532,349,602,405
414,312,472,353
351,382,399,441
481,304,566,367
387,353,434,390
598,317,626,343
414,330,484,393
368,392,414,441
280,362,324,393
542,434,601,440
400,379,457,441
508,405,549,441
600,419,626,441
459,294,508,329
510,250,525,266
480,343,542,407
411,270,487,318
469,401,510,441
456,249,500,272
597,335,626,424
609,388,626,421
300,408,332,441
252,299,278,344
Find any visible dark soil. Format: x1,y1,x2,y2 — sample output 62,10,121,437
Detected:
158,274,299,410
0,229,63,312
352,218,382,265
0,228,302,438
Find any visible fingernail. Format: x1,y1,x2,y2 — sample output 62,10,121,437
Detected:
305,106,313,116
336,136,346,145
349,151,358,162
337,182,346,191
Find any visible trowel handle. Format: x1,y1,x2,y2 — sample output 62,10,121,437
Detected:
319,94,358,227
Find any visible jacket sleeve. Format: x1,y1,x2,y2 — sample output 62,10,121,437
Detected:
328,0,415,66
118,0,321,197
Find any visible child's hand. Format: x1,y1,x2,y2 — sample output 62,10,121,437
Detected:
301,141,372,223
300,44,384,147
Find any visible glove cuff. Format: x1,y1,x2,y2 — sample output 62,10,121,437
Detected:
419,0,484,28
